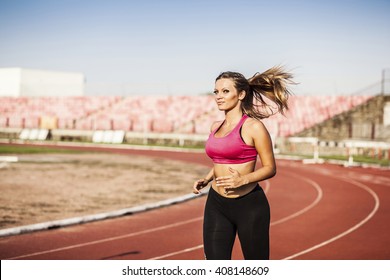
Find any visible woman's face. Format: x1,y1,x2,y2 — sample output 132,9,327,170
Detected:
214,78,244,111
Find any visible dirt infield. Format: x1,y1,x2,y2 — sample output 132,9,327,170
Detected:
0,152,209,230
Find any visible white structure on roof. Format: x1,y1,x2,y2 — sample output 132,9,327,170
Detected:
0,68,85,97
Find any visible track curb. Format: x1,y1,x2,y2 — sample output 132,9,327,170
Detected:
0,189,209,238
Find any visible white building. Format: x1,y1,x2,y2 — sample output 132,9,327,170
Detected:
0,68,85,97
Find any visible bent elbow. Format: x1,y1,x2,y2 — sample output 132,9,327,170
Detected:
260,165,276,181
269,166,277,178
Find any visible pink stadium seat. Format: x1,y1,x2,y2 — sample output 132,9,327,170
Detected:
152,119,174,133
57,118,76,129
0,116,9,127
24,117,40,129
115,119,132,131
0,95,374,137
8,116,25,128
94,117,113,130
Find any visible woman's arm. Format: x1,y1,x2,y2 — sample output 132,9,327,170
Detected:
192,120,221,194
193,167,214,194
242,119,276,183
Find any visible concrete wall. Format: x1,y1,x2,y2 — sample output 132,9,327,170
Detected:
296,95,390,142
0,68,85,97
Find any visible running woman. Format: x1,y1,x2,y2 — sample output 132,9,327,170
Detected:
193,66,294,260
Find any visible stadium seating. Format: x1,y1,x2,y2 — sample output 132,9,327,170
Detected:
0,95,373,137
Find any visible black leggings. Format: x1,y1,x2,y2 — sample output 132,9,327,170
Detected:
203,185,270,260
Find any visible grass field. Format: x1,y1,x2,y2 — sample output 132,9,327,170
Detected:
0,145,90,154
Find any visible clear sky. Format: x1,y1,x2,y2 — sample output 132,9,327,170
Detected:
0,0,389,96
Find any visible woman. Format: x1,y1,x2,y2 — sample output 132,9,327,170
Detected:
193,66,294,260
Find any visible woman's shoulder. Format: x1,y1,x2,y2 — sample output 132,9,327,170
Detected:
210,120,223,132
243,116,268,135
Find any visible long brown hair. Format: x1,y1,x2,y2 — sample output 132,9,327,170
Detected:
215,66,295,119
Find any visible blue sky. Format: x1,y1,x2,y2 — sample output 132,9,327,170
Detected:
0,0,389,96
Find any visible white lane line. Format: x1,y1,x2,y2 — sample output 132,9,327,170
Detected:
149,181,270,260
271,172,323,226
263,180,271,194
0,192,205,238
7,216,203,260
149,175,322,260
283,176,380,260
7,182,269,261
148,181,271,260
7,172,333,261
149,245,204,260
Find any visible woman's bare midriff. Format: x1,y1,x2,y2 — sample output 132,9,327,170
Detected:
212,161,258,198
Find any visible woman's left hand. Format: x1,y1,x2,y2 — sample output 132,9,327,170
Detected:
215,167,249,192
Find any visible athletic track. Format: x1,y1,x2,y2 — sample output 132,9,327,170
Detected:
1,144,389,260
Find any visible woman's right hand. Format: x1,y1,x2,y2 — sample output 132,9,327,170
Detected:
193,178,210,194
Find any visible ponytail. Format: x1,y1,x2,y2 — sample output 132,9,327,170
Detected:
246,66,294,119
216,66,295,119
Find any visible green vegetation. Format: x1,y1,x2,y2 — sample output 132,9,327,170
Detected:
0,142,204,155
126,142,205,150
319,154,390,166
0,145,86,154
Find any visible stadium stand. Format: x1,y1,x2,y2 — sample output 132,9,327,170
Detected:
2,94,390,161
0,95,375,138
0,96,121,129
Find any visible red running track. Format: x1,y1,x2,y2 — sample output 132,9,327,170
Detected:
0,146,389,260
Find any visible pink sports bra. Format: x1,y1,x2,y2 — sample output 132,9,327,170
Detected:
205,114,258,164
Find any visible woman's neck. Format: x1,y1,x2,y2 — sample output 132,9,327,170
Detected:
224,107,243,126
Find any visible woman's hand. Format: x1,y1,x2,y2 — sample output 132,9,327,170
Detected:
215,167,249,193
193,178,210,194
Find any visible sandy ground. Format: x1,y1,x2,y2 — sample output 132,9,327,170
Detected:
0,152,209,230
